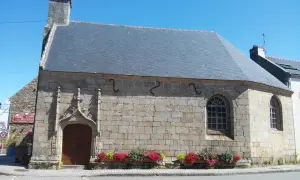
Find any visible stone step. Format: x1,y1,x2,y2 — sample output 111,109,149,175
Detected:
63,165,85,170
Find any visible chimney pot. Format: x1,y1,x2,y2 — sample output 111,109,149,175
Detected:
250,45,266,58
42,0,72,54
48,0,72,27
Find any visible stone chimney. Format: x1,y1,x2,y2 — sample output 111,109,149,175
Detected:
249,45,266,59
44,0,72,38
42,0,72,55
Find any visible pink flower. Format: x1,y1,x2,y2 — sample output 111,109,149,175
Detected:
204,159,216,167
113,153,128,162
145,152,161,161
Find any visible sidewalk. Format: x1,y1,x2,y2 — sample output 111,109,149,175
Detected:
1,164,300,177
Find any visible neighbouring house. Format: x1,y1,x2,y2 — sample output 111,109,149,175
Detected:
250,45,300,160
8,78,37,161
26,0,297,167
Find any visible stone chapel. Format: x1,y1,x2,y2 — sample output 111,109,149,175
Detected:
29,0,296,166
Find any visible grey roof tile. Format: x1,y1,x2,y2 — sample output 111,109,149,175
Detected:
267,56,300,75
43,21,289,90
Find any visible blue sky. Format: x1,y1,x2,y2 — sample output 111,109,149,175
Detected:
0,0,299,114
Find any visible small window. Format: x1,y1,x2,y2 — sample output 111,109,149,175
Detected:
207,95,229,133
270,96,282,130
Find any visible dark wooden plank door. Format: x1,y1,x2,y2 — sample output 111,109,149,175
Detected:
62,124,92,165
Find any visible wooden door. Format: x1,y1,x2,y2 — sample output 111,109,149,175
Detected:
62,124,92,165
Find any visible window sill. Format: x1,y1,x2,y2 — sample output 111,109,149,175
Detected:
270,128,283,134
207,129,229,136
206,130,233,141
205,134,233,141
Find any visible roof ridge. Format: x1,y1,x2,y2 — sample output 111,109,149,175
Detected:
9,77,38,100
267,56,300,62
69,20,216,33
40,23,58,69
215,33,251,82
217,36,288,90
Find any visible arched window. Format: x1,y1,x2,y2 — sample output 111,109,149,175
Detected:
207,95,229,132
270,96,282,130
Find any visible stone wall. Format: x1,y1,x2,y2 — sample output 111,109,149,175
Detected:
31,70,295,163
9,124,34,147
9,78,37,146
248,89,296,163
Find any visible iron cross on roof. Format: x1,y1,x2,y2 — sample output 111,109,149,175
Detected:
262,33,266,47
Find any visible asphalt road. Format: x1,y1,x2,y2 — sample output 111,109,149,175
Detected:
1,172,300,180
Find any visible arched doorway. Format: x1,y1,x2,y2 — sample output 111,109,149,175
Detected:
62,124,92,165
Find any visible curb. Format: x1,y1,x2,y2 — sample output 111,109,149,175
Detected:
0,172,12,176
87,168,300,177
1,167,300,177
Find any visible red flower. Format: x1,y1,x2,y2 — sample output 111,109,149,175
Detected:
97,152,107,161
185,152,199,164
233,155,241,162
145,151,161,161
186,157,196,164
113,153,128,162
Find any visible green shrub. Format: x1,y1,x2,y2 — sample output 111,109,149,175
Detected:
5,133,19,147
128,148,145,162
219,152,233,163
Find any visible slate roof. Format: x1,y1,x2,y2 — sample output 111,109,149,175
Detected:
267,56,300,75
41,21,289,90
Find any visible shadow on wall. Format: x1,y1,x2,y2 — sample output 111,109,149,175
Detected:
47,92,57,140
16,133,32,162
6,128,32,162
19,133,33,147
9,127,33,147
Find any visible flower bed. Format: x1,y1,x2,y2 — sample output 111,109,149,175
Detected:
216,153,241,169
176,152,241,169
95,149,241,169
96,150,165,169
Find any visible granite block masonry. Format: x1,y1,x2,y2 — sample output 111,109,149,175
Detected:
8,78,37,161
9,78,37,146
29,71,296,165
